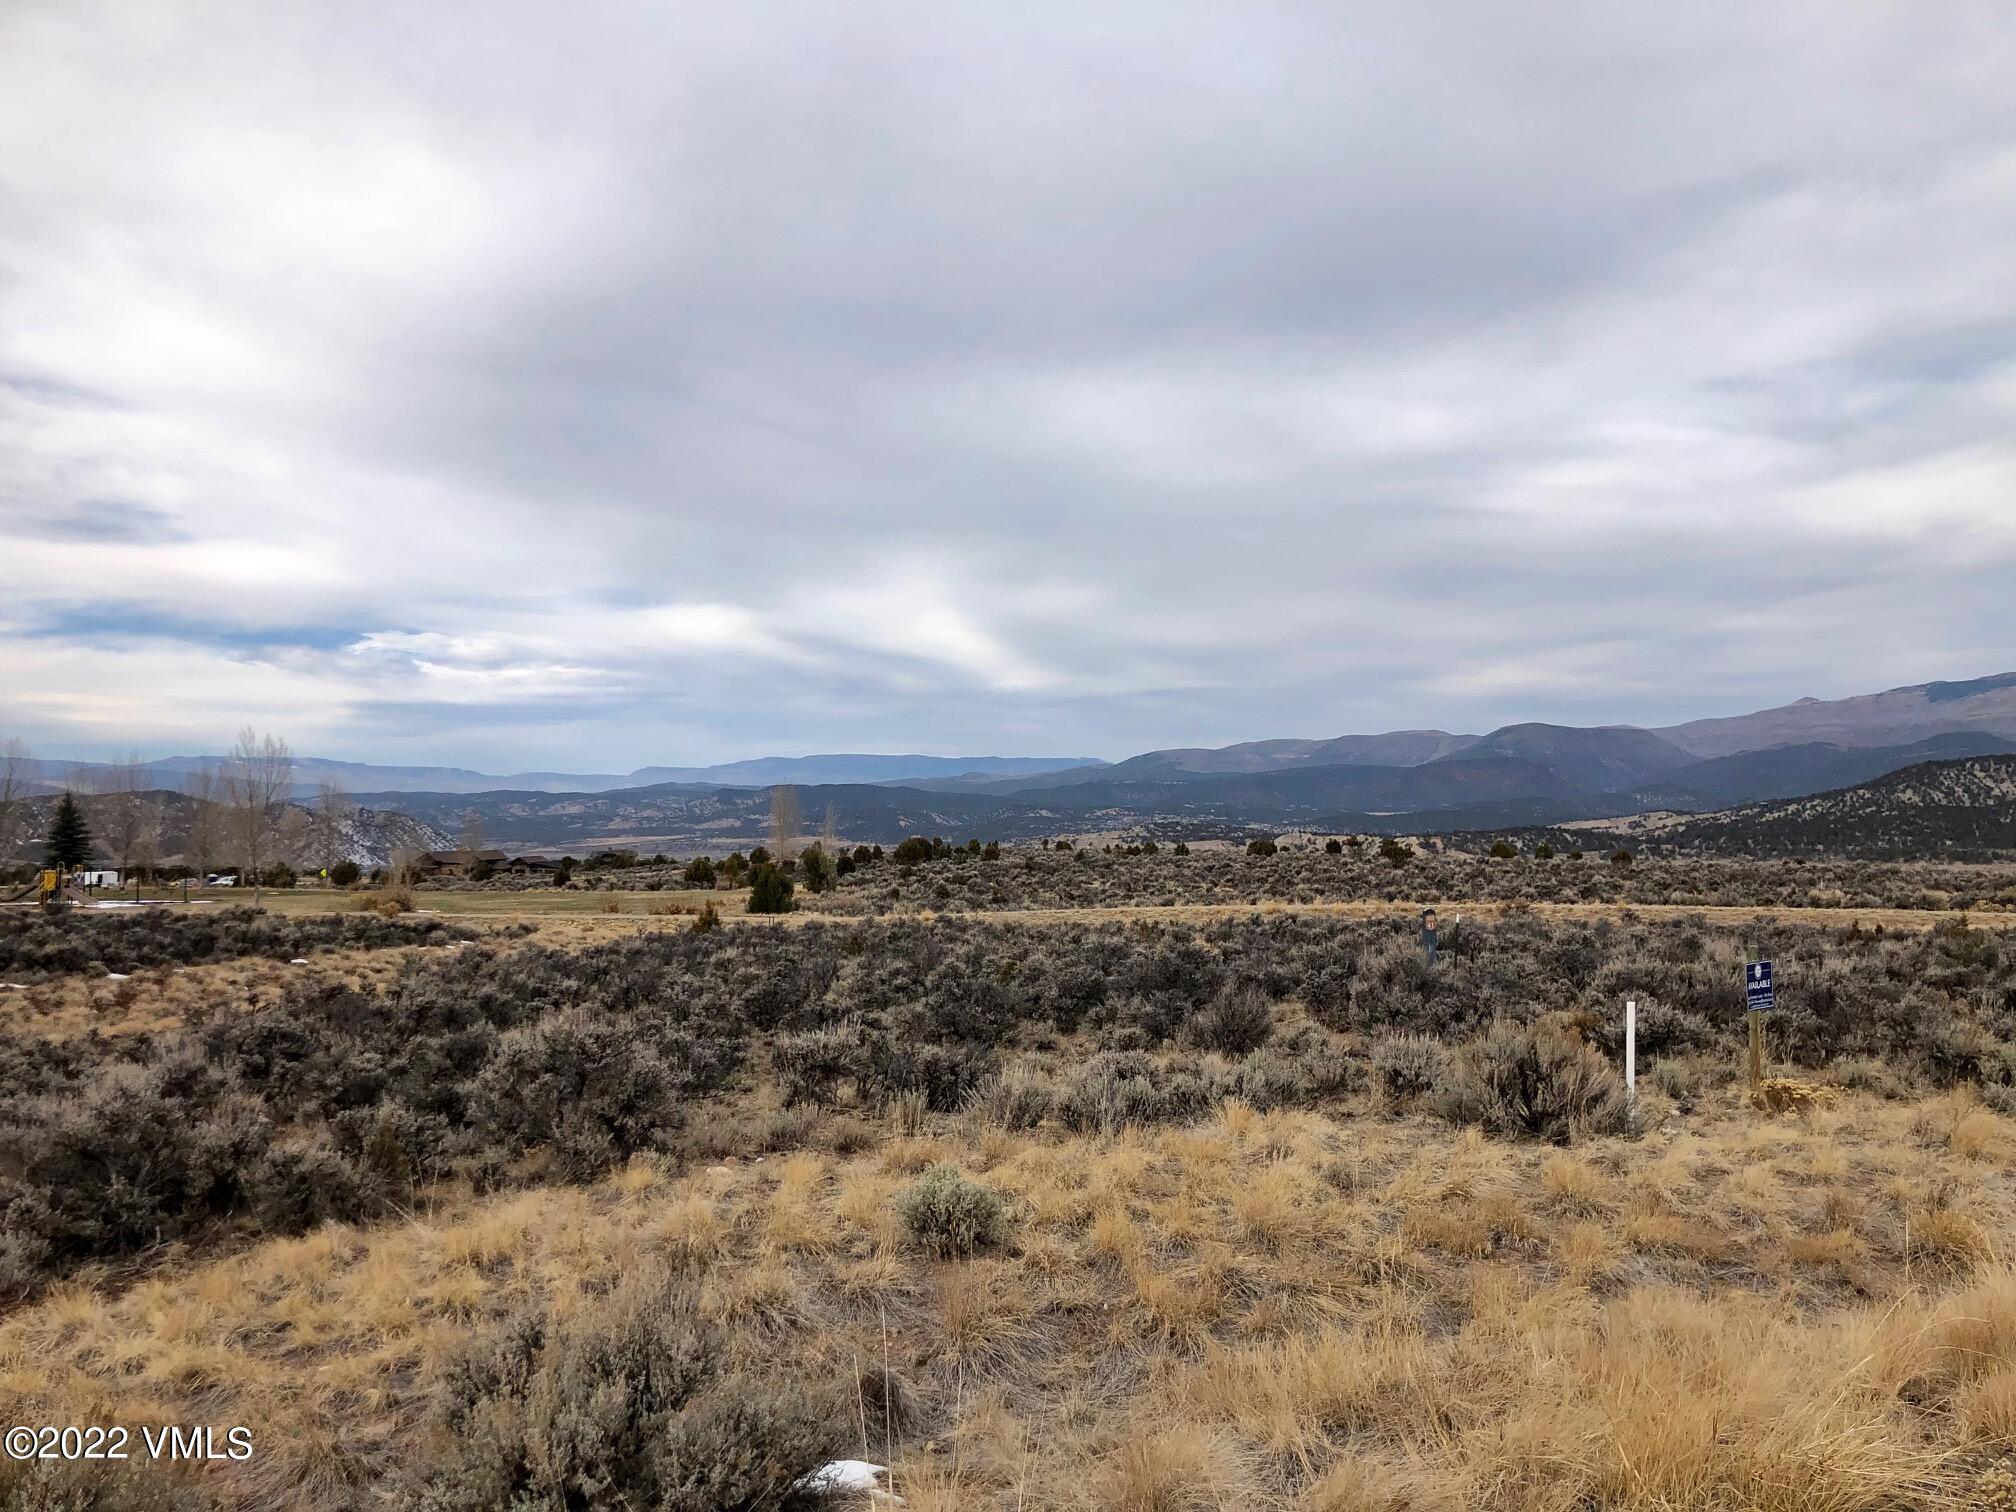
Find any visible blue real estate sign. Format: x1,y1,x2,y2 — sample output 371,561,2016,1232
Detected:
1745,960,1775,1013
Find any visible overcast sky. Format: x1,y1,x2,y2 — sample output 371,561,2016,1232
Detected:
3,3,2013,771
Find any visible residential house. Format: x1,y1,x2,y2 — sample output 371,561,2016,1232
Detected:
408,848,508,879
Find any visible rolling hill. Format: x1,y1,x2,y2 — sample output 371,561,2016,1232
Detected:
1085,729,1478,781
1578,755,2016,860
1644,732,2016,809
352,781,1031,850
1429,723,1697,789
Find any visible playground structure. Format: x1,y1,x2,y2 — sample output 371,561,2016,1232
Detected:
2,869,101,907
3,869,203,909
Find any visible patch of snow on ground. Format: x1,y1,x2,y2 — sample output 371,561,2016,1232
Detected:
798,1460,901,1503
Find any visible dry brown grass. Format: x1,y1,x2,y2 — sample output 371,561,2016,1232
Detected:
250,884,2016,935
2,1084,2013,1509
1,906,770,1040
351,885,413,916
1755,1075,1842,1114
0,941,473,1039
252,885,745,920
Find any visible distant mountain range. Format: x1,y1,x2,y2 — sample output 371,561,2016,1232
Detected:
1653,671,2016,758
1035,728,1479,783
14,671,2016,856
19,751,1109,798
629,754,1109,788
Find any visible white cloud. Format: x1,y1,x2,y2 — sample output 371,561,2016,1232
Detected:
2,1,2014,766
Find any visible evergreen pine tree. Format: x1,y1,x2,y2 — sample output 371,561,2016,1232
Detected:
746,862,795,914
797,844,835,893
42,792,95,871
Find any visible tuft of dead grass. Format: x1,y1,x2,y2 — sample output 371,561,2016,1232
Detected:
1754,1076,1841,1114
1095,1427,1263,1512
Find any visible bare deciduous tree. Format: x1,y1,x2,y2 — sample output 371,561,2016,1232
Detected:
770,784,800,857
130,789,166,886
0,737,33,874
223,729,294,905
455,813,492,879
91,752,162,887
183,764,223,881
314,779,353,879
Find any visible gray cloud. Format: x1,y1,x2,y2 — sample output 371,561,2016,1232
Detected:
14,501,192,545
2,1,2013,767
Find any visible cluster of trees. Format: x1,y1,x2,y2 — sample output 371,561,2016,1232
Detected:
1062,834,1595,869
675,842,884,893
893,836,1003,864
191,731,307,904
1249,834,1412,865
0,730,342,902
2,743,181,884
